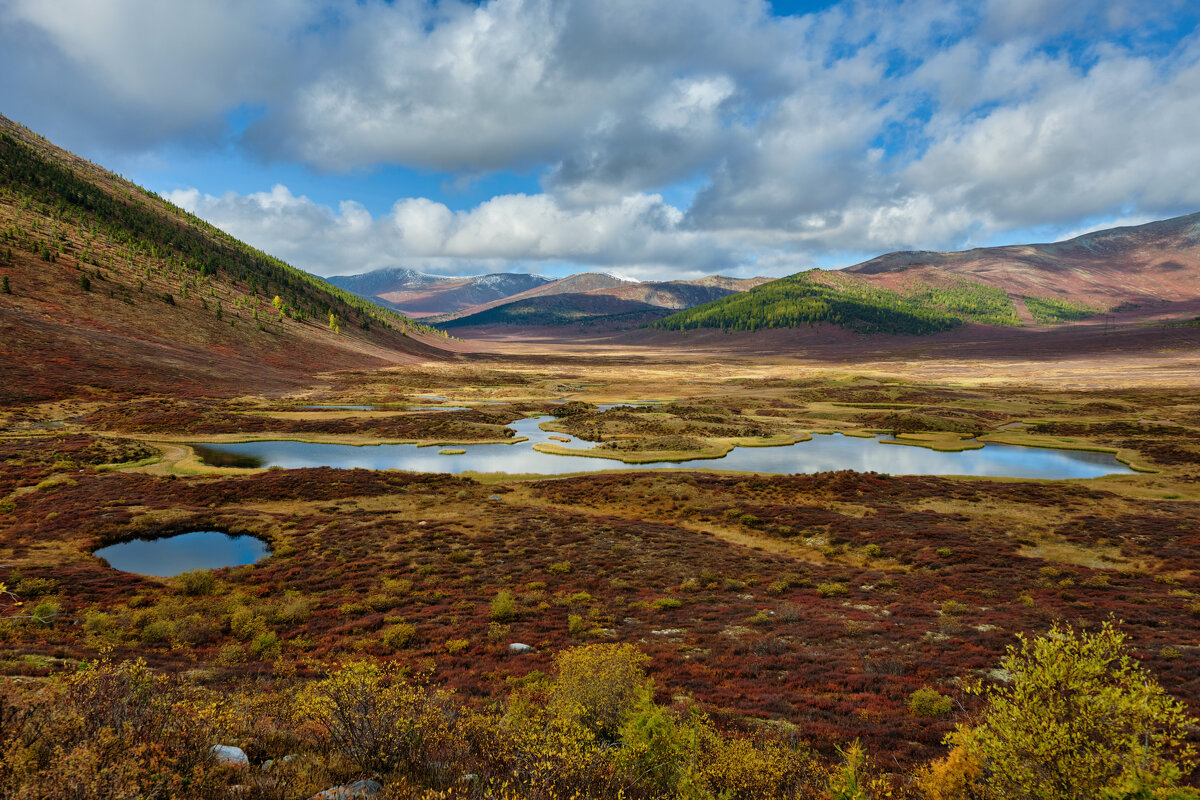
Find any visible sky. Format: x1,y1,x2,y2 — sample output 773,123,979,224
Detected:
2,0,1199,281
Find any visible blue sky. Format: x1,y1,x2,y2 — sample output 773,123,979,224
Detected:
2,0,1199,279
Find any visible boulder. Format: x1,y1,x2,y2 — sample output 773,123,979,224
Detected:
508,642,534,654
309,779,382,799
210,744,249,768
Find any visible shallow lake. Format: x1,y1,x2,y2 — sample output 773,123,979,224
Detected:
190,415,1133,479
93,531,270,577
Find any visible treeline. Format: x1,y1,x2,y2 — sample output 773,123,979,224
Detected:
1023,295,1100,324
652,272,1020,335
0,126,441,337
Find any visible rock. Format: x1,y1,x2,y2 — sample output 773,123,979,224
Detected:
261,754,297,771
309,779,382,799
210,744,249,768
508,642,534,654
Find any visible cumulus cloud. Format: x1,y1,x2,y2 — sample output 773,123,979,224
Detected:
6,0,1200,278
0,0,318,149
166,184,746,279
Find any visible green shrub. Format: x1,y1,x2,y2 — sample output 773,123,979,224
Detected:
445,638,469,655
230,607,266,640
940,600,969,616
909,686,953,716
817,582,848,598
176,569,216,596
652,597,683,610
250,631,280,660
139,619,172,643
11,575,57,596
29,600,61,625
489,590,518,622
548,561,573,575
380,622,417,649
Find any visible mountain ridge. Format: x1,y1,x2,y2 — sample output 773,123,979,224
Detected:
655,211,1200,335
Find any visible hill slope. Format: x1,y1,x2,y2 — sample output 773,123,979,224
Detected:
436,292,669,329
328,268,551,317
847,212,1200,310
438,277,770,330
0,115,447,403
429,272,630,323
656,213,1200,335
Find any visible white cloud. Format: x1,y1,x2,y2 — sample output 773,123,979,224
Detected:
166,184,744,279
6,0,1200,278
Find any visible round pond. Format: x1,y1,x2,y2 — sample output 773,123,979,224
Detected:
94,531,270,577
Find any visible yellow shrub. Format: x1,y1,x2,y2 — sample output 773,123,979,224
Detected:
552,643,649,741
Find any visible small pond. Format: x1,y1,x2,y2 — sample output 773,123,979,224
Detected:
93,531,270,577
189,415,1133,479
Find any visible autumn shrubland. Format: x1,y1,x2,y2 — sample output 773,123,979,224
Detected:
0,627,1195,799
1,364,1200,797
3,105,1200,796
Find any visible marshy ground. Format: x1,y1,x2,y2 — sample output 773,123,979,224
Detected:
2,353,1199,768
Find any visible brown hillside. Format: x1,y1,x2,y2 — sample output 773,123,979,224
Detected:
0,115,450,403
846,212,1200,310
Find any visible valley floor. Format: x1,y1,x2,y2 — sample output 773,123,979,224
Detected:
2,331,1200,792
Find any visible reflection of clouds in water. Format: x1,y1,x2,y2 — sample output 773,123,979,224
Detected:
192,422,1131,479
94,532,269,577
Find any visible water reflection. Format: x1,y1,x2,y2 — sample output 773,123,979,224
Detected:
93,531,270,577
190,416,1133,479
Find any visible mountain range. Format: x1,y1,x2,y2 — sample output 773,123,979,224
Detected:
329,267,772,329
327,268,552,317
3,110,1199,404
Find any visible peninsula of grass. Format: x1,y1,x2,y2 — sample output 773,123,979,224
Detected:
532,440,736,464
881,432,984,452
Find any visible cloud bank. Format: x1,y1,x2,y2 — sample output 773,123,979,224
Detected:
5,0,1200,278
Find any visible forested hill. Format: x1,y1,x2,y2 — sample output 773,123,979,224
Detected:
0,115,448,402
656,211,1200,335
653,270,1037,334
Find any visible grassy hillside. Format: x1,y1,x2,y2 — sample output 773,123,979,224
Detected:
0,115,447,401
653,270,1021,334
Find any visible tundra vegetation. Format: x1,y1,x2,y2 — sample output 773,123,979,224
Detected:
2,366,1200,797
3,110,1200,797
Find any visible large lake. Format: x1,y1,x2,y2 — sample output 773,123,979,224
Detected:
190,414,1133,479
93,531,270,577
